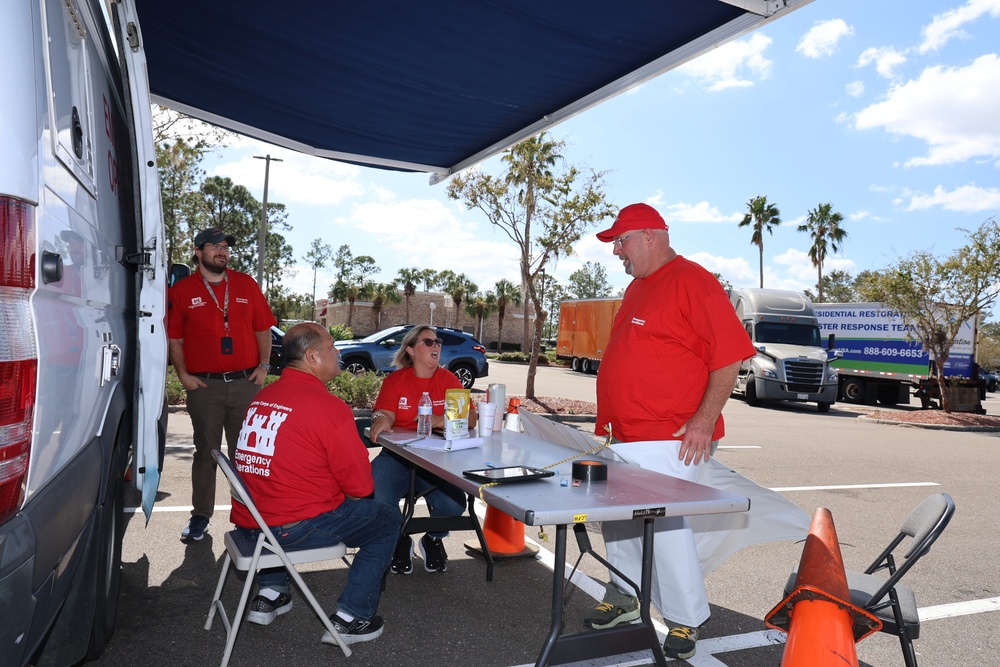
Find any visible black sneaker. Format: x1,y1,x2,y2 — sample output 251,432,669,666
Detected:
419,534,448,572
246,592,292,626
390,535,414,575
583,597,640,629
321,613,384,646
181,515,209,541
663,625,698,660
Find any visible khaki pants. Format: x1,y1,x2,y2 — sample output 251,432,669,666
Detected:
186,376,262,518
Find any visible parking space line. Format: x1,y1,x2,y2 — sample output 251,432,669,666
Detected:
772,482,940,492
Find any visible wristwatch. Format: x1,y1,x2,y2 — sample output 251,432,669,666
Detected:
258,362,271,372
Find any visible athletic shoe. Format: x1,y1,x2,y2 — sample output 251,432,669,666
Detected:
419,534,448,572
583,597,640,629
181,515,209,541
663,625,698,660
321,613,384,646
390,535,414,575
246,592,292,626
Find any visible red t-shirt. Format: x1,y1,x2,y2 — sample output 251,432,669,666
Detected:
167,269,276,373
230,368,374,528
374,366,462,429
596,256,755,442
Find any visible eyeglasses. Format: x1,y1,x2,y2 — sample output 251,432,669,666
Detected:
204,243,231,253
612,230,643,249
418,338,443,347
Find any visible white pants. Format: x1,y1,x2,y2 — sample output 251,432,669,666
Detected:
602,440,710,627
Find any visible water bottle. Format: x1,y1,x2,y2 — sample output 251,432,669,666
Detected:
417,391,433,437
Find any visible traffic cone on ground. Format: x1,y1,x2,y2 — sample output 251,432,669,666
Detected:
765,507,881,667
465,505,539,560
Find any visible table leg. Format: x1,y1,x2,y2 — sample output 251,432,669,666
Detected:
534,524,567,667
532,520,667,667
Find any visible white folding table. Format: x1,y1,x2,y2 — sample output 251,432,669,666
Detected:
376,427,749,666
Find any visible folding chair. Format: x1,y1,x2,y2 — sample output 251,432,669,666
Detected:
783,492,955,667
205,449,352,667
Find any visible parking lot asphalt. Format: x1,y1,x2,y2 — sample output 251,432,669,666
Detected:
92,363,1000,667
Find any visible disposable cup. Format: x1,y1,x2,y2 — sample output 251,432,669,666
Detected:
478,402,497,436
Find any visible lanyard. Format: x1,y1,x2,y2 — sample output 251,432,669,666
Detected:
201,272,230,333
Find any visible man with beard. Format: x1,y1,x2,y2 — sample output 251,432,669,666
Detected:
168,228,276,542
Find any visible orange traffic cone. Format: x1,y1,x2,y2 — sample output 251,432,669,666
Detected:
465,505,539,560
765,508,881,667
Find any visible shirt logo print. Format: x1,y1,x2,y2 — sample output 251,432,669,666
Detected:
632,317,646,326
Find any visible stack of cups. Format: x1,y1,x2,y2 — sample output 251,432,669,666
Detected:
478,402,497,436
487,383,506,432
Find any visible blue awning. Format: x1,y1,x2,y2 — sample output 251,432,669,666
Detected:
136,1,812,179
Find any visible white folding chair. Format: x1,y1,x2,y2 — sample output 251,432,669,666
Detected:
205,449,352,666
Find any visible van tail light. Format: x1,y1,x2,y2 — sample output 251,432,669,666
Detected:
0,196,37,524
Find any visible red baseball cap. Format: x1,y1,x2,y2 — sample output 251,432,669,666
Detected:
596,203,668,242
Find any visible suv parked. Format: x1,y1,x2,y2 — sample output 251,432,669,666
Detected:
335,325,489,389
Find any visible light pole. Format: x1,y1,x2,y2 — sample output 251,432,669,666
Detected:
253,154,282,287
429,302,436,327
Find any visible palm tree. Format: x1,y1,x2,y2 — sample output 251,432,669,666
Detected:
395,267,423,323
493,278,522,354
441,272,478,330
464,291,497,343
798,202,847,302
738,195,781,288
367,282,402,329
332,282,362,330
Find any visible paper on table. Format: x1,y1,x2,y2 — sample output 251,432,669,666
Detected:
409,436,483,452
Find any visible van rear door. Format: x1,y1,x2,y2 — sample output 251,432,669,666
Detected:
115,0,166,520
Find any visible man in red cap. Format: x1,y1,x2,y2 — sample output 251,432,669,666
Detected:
168,227,276,542
586,203,755,660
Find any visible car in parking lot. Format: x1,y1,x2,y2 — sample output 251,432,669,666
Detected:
334,325,489,389
982,370,998,392
268,326,285,374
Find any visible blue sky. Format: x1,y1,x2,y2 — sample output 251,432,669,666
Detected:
200,0,1000,302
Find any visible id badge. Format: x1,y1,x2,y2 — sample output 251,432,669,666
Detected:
221,336,234,355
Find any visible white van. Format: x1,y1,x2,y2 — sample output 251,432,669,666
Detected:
0,1,165,664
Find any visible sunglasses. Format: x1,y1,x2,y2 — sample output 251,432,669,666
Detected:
417,338,443,347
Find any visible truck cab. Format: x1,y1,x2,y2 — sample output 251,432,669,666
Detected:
730,289,839,412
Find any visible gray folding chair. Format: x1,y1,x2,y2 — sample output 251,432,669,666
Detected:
205,449,352,667
783,493,955,667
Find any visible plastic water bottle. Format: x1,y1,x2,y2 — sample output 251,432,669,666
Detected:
417,391,433,437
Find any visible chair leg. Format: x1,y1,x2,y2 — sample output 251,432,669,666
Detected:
205,552,233,631
279,552,353,658
888,592,919,667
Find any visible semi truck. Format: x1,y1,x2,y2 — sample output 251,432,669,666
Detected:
1,1,166,664
813,303,980,408
555,298,621,373
729,289,840,412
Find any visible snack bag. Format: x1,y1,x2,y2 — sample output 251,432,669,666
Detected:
443,388,471,440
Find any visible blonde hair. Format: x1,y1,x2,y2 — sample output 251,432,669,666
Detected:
392,325,437,368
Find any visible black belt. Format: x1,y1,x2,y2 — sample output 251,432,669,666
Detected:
192,366,257,382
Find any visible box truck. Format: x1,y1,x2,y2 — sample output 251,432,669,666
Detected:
555,298,621,373
729,289,840,412
813,303,980,409
1,1,166,664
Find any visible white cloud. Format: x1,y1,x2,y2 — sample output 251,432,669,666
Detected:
853,54,1000,166
902,183,1000,212
677,33,773,91
846,80,865,97
213,146,364,206
796,19,854,58
686,253,756,286
919,0,1000,53
856,46,907,79
661,201,743,224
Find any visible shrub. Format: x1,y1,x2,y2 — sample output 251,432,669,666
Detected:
328,370,384,409
497,351,529,363
165,366,185,404
329,324,353,340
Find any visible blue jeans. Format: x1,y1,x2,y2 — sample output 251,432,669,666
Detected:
240,498,401,620
371,450,466,538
